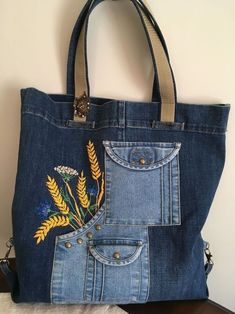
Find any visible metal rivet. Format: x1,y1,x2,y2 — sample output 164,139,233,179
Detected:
86,232,93,239
139,158,146,165
113,252,121,259
95,224,102,231
65,241,72,248
76,238,83,245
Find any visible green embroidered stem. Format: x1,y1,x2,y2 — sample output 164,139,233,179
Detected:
62,186,84,225
64,180,84,224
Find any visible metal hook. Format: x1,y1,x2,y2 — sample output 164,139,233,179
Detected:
0,237,14,265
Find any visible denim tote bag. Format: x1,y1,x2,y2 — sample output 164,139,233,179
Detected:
0,0,230,304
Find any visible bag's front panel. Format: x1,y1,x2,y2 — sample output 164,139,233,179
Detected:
4,0,230,304
11,87,229,303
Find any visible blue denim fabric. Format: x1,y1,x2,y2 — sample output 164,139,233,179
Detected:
2,0,230,305
8,87,229,303
51,207,149,303
103,141,181,225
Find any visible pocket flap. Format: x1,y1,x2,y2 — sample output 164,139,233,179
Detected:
87,239,144,266
103,141,181,170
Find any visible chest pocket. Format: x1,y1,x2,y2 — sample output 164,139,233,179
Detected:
103,141,181,226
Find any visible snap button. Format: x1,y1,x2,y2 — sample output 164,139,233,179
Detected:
65,241,72,248
130,147,154,165
113,252,121,259
86,232,93,239
95,224,102,231
139,158,146,165
76,238,83,245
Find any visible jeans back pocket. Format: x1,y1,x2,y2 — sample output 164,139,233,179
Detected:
103,141,181,226
86,238,149,303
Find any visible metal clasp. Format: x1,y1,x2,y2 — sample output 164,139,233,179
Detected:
73,92,90,122
204,242,214,266
0,237,14,265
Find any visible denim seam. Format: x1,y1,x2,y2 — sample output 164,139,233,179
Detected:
105,140,181,147
127,125,227,135
161,166,164,225
146,227,150,302
104,220,182,226
104,155,111,221
50,236,58,302
83,250,89,301
169,161,172,225
22,111,227,134
92,258,96,302
88,239,143,245
177,154,182,224
51,247,65,303
100,263,105,302
137,256,142,301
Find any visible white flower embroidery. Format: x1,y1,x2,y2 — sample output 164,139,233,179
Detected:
54,166,78,176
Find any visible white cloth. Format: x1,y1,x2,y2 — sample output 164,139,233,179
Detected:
0,293,128,314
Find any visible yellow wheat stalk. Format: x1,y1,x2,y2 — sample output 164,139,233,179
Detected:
64,181,83,222
97,172,104,208
86,141,101,180
46,176,70,215
77,171,90,208
34,215,69,244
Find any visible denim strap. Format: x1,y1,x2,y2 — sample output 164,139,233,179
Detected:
67,0,176,123
66,0,170,97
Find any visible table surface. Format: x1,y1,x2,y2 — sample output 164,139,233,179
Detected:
0,258,234,314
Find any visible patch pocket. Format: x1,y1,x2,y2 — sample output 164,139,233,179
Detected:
86,238,149,303
103,141,181,225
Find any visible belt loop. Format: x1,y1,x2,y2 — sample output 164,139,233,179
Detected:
118,101,126,128
151,120,156,128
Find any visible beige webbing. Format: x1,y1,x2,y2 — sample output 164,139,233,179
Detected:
74,0,176,122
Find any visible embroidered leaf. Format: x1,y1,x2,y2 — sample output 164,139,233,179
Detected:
86,140,101,180
77,171,90,209
34,215,69,244
46,176,70,215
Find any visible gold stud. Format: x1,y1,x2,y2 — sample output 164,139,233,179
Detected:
76,238,83,245
86,232,93,239
113,252,121,259
95,224,102,231
65,241,72,248
139,158,146,165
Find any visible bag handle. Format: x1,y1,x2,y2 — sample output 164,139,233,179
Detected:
66,0,171,101
67,0,176,122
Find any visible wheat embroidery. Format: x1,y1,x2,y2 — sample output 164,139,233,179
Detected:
77,171,90,208
87,140,104,210
34,215,69,244
34,140,105,245
87,140,101,180
46,176,70,215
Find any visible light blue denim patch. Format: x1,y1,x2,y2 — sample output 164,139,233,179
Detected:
50,205,149,304
103,141,181,226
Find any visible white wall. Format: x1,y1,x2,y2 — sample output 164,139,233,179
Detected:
0,0,234,311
